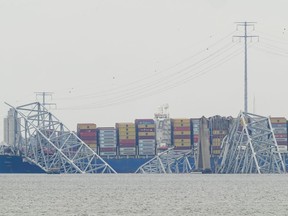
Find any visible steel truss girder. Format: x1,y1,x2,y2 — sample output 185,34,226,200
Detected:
218,112,286,174
135,147,194,174
7,102,116,174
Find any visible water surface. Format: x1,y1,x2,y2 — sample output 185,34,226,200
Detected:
0,174,287,216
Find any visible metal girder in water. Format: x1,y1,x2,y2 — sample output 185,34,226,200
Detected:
218,112,286,174
6,102,116,174
135,147,194,174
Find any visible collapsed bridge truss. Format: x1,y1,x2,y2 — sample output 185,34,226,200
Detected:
135,147,194,174
7,102,116,174
218,112,286,174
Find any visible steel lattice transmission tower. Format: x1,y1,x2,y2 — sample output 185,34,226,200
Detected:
218,112,286,174
233,22,259,113
6,102,116,174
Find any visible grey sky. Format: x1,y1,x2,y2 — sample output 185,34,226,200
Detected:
0,0,288,139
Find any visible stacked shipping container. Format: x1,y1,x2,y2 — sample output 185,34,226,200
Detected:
191,119,200,151
75,115,288,158
270,117,288,152
209,116,232,155
171,119,192,150
77,123,97,151
116,123,137,157
98,127,117,157
135,119,156,156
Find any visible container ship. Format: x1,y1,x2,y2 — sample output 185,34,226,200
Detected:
1,111,287,173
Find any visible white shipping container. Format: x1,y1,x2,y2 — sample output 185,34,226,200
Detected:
98,137,117,141
99,130,116,133
98,134,117,138
138,139,156,144
120,149,136,154
120,152,136,156
276,138,288,142
100,143,117,148
138,147,155,151
100,152,117,156
99,140,117,144
119,147,136,151
277,145,287,153
139,152,155,155
139,144,155,148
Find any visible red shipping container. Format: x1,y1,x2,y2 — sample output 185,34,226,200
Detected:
173,127,191,131
275,134,287,138
173,135,191,139
79,132,96,137
80,136,96,141
119,139,136,144
99,147,116,152
212,146,221,150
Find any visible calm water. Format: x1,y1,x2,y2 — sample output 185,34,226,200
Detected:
0,174,288,216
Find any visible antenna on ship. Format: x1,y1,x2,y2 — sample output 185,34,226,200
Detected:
233,22,259,113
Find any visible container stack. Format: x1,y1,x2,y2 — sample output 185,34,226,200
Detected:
270,117,287,152
135,119,156,156
97,127,117,157
209,116,232,156
171,119,192,150
77,123,97,151
191,118,200,151
116,123,137,157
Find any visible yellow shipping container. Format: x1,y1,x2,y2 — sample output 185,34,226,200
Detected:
138,132,156,136
118,131,136,136
212,138,221,145
118,135,136,139
173,131,191,135
116,123,135,128
270,117,287,124
118,128,136,133
212,150,220,155
174,139,191,144
87,144,97,149
77,123,97,130
174,142,191,147
137,124,155,129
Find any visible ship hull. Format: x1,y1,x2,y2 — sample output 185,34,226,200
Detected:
0,155,151,174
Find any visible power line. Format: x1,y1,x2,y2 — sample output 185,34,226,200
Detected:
58,44,244,110
55,41,237,104
54,31,237,101
233,22,259,113
34,92,56,108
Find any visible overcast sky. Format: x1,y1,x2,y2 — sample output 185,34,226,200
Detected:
0,0,288,138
